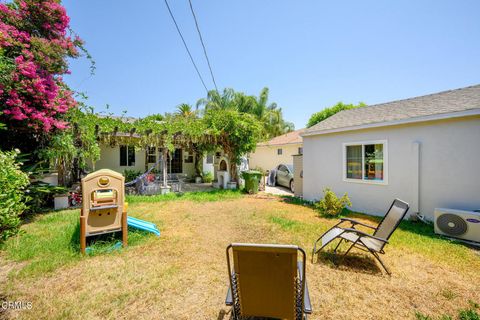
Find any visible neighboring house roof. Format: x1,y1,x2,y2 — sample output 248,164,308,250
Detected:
258,128,306,146
304,84,480,136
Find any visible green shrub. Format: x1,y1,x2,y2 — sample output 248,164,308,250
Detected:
25,181,67,214
0,150,29,242
202,171,213,183
314,188,351,216
123,169,142,183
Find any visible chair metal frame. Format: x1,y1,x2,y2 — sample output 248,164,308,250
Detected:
225,243,312,320
312,199,409,275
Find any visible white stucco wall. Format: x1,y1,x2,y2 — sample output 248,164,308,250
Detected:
303,116,480,220
249,143,302,172
202,153,215,176
293,154,303,197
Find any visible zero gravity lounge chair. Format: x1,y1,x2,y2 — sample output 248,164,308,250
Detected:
225,243,312,320
312,199,409,275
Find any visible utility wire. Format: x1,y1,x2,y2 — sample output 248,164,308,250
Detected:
164,0,209,93
188,0,219,93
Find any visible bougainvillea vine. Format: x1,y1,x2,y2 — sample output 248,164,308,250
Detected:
0,0,83,131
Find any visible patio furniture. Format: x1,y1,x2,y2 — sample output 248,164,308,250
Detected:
225,243,312,320
312,199,409,275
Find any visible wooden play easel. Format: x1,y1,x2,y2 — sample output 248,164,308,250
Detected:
80,169,128,254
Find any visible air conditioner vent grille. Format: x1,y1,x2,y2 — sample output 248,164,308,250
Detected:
437,213,468,236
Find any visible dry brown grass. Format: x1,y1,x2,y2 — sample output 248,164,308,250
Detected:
1,195,479,319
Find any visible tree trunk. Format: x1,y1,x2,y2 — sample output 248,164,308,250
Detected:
227,153,238,182
194,151,202,177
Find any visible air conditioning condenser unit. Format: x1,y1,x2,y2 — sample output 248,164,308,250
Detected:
434,208,480,243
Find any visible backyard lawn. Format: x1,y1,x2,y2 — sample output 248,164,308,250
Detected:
1,191,479,320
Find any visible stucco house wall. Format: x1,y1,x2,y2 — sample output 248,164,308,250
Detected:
249,143,302,172
293,154,303,197
95,145,146,174
94,145,196,178
303,116,480,220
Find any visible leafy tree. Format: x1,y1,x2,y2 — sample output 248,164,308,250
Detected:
197,87,294,140
307,102,366,128
38,102,101,185
203,108,262,181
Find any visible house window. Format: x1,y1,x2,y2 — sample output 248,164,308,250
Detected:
184,152,194,163
120,145,135,166
277,148,283,155
147,146,156,163
344,140,387,183
206,154,214,164
298,147,303,155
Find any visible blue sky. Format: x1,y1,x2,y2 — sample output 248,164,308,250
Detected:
63,0,480,129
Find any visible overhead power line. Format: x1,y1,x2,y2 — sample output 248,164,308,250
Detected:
188,0,219,93
164,0,209,93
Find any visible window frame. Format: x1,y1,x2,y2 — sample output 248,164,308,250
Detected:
147,146,156,163
277,148,283,155
342,139,388,185
120,145,136,167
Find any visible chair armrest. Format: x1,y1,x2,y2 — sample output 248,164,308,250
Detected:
342,228,389,243
340,218,376,230
297,261,312,314
225,286,233,306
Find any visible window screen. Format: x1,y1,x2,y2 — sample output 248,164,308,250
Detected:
346,145,362,179
345,142,385,182
364,144,383,181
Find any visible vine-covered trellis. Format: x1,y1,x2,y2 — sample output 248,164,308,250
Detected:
53,105,262,186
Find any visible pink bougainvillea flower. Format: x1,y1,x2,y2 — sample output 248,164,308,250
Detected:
0,0,82,132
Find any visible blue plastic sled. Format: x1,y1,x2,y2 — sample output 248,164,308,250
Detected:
127,216,161,236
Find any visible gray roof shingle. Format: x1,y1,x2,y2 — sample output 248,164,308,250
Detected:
304,84,480,135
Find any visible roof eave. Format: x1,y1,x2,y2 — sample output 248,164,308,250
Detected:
302,109,480,137
257,141,303,147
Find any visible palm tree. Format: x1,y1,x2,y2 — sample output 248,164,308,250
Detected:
253,87,294,139
175,103,196,118
196,88,237,111
196,87,294,139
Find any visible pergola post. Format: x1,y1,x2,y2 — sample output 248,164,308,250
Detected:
162,149,168,188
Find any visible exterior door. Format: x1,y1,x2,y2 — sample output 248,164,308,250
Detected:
169,149,183,174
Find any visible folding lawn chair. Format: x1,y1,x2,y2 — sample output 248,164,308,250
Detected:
225,243,312,320
312,199,409,275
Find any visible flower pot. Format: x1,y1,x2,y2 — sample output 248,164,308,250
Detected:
54,194,69,210
195,176,202,184
227,181,237,190
160,186,171,195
